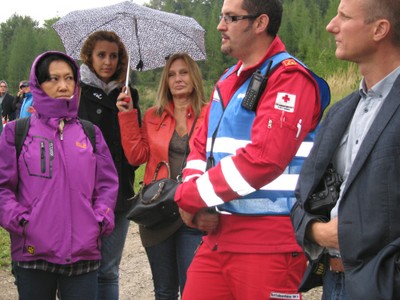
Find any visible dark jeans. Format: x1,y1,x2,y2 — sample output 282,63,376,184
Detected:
14,266,98,300
145,225,203,300
322,270,349,300
97,211,130,300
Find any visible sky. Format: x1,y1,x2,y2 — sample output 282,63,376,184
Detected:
0,0,147,25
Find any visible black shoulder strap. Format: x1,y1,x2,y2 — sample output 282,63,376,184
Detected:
15,117,97,157
78,118,96,153
15,117,30,158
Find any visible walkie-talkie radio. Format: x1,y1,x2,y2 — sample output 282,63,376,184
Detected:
241,60,273,111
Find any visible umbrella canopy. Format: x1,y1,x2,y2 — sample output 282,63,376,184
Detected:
52,1,206,71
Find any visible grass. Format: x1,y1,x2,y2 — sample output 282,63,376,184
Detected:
326,63,361,106
0,228,11,268
0,66,359,269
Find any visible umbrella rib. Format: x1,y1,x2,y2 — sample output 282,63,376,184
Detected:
134,17,143,70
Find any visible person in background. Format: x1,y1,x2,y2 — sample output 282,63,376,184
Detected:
0,80,16,122
13,81,29,119
174,0,327,299
117,52,207,300
0,97,3,135
18,81,33,118
291,0,400,299
78,30,141,300
0,51,118,300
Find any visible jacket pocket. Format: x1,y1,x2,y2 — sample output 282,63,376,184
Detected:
23,136,53,178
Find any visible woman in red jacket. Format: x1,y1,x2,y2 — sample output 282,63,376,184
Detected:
117,53,207,299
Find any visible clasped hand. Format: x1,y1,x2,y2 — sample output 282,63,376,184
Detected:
179,207,219,233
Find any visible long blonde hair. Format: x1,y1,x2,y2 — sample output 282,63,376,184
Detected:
154,53,206,116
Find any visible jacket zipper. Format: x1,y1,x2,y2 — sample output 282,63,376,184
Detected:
40,141,45,173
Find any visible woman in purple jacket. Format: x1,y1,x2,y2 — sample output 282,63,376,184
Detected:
0,51,119,300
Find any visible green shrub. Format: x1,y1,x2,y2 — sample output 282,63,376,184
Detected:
0,227,11,268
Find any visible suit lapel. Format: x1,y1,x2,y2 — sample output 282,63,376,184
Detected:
343,80,400,196
301,92,360,202
317,92,361,172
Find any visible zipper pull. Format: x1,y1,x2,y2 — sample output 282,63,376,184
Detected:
296,119,302,139
267,119,272,129
58,119,65,141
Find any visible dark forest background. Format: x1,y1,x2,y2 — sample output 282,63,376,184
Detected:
0,0,353,108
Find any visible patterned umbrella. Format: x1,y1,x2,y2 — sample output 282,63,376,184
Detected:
52,1,206,71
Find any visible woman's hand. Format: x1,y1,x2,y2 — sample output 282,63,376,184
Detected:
116,86,134,112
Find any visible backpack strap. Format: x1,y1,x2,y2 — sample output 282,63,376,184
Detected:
15,117,97,157
78,118,96,153
15,117,31,158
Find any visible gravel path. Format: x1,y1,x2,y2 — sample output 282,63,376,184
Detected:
0,224,322,299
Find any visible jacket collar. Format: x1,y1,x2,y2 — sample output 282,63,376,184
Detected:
80,64,122,95
343,74,400,196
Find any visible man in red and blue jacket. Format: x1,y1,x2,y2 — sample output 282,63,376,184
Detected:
175,0,329,299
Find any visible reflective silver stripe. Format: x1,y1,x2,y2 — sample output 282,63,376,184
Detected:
221,156,255,196
185,159,207,172
206,137,250,154
260,174,299,191
295,141,313,157
197,172,224,206
183,174,201,182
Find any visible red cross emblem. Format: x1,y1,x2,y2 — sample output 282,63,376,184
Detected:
282,94,291,103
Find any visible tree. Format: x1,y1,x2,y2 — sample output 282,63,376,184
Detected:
0,0,356,99
0,15,40,90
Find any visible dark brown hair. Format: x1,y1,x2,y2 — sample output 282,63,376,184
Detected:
80,31,128,83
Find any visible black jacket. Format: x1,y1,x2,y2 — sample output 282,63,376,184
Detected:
78,82,141,212
1,93,16,121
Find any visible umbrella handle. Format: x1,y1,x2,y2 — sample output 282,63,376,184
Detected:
125,55,131,94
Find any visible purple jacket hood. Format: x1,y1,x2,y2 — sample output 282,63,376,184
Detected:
29,51,80,119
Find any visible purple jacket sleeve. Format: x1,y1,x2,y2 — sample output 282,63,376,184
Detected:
0,123,29,235
91,126,119,236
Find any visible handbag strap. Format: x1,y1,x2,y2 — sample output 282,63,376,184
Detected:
179,116,198,173
151,116,198,182
152,161,171,181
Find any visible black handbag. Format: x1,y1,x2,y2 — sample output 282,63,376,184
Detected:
126,117,198,229
126,161,180,229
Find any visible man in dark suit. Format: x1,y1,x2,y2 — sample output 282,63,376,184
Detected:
291,0,400,299
0,80,16,122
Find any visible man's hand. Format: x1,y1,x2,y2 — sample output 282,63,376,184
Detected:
179,208,220,233
308,217,339,250
193,208,219,232
179,208,196,228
